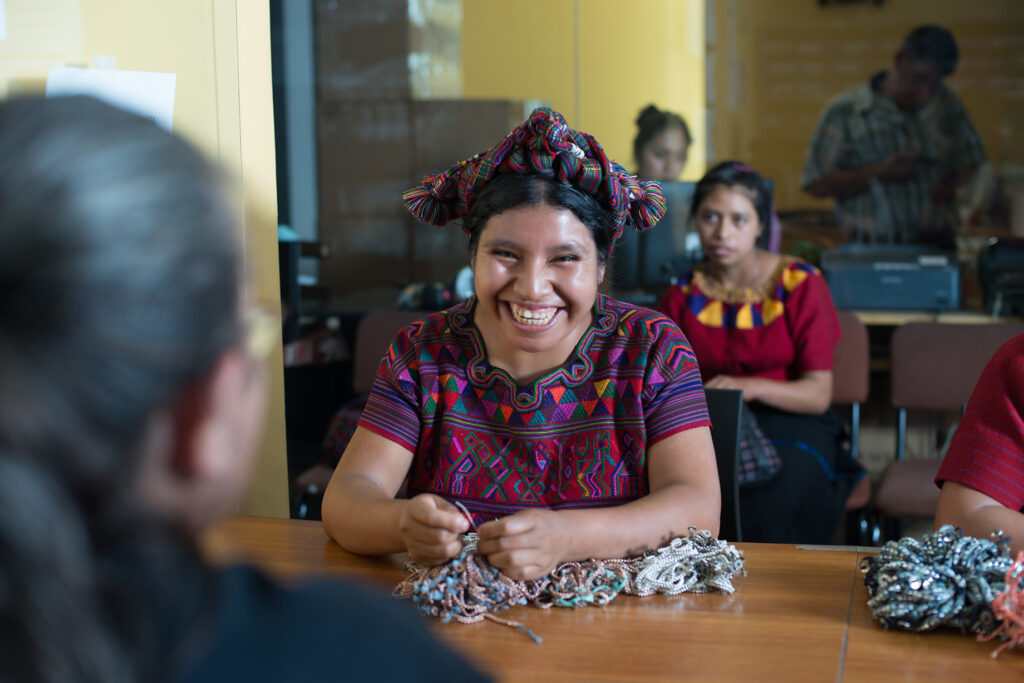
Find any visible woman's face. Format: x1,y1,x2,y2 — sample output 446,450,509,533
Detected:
471,203,604,366
695,185,762,269
638,126,689,182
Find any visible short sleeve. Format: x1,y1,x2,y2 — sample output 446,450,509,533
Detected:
800,100,848,189
948,92,987,168
936,334,1024,511
358,331,422,453
786,269,840,374
642,316,710,444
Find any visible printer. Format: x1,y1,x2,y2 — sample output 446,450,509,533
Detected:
978,237,1024,317
821,244,961,311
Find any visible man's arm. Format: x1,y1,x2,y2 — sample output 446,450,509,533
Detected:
803,153,928,200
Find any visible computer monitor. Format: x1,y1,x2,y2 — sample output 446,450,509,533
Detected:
611,181,699,299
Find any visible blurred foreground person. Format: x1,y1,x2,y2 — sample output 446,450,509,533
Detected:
0,96,486,683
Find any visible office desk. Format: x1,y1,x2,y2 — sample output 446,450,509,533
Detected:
849,309,1011,327
202,516,1024,681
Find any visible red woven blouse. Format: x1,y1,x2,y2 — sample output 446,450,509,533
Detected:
658,256,840,382
936,332,1024,511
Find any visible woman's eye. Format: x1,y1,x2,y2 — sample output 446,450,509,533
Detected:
492,249,516,259
554,254,579,263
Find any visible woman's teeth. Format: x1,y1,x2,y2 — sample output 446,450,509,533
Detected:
509,303,556,325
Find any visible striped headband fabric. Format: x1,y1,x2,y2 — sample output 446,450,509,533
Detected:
402,107,667,241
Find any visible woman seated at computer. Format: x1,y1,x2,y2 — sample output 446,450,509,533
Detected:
658,161,863,543
633,104,691,183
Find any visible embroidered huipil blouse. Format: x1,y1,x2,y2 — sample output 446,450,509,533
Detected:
358,295,709,525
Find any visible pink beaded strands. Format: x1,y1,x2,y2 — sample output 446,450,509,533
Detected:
981,550,1024,658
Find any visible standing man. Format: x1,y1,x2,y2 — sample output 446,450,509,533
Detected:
801,25,986,247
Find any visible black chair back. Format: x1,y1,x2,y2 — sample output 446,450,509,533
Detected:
705,387,743,542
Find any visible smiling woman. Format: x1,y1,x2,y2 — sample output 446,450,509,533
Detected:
321,107,721,581
468,177,611,383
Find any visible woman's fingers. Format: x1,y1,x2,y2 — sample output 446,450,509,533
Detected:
476,510,562,579
400,495,470,564
407,495,469,533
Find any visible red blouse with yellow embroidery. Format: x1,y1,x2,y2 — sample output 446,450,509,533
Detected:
657,256,840,382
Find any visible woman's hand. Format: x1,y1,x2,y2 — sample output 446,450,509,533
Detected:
704,374,761,400
706,371,832,414
476,509,567,580
399,494,470,566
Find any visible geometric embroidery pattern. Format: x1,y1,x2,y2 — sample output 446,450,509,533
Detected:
358,294,710,526
674,256,818,330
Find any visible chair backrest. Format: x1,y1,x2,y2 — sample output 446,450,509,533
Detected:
351,311,425,394
832,311,869,405
705,387,743,542
890,321,1024,411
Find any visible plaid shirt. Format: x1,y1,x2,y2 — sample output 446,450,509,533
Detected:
801,72,986,243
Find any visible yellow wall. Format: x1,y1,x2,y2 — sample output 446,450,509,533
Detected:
709,0,1024,210
0,0,288,517
462,0,707,180
231,2,288,519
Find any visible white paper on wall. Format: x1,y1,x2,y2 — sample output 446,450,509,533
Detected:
45,65,176,131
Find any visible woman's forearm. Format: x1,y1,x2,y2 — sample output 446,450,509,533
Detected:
555,482,721,562
942,505,1024,556
321,475,409,555
936,482,1024,556
738,372,832,414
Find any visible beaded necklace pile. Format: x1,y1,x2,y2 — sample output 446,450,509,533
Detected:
861,524,1024,657
394,527,745,643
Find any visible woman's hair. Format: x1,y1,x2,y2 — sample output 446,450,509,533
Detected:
632,104,691,166
690,161,773,249
462,173,616,265
0,96,243,681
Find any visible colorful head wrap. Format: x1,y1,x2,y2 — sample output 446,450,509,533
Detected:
403,107,666,242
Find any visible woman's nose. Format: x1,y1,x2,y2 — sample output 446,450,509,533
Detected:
514,260,550,298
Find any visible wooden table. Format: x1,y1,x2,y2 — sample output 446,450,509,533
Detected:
202,516,1024,681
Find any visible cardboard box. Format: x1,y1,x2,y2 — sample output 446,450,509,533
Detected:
315,0,461,100
410,222,472,285
314,98,532,295
318,214,413,295
408,99,528,281
410,99,527,181
317,100,411,217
